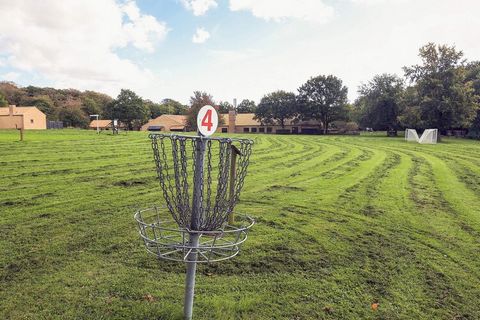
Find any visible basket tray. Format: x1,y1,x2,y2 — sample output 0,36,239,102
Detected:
134,207,254,263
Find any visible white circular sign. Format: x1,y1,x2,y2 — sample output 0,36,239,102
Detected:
197,105,218,137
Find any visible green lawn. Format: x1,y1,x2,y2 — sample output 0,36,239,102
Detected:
1,129,480,319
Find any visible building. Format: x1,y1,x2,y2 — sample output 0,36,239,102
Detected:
216,111,322,134
141,111,323,134
141,114,189,132
88,120,120,131
0,105,47,130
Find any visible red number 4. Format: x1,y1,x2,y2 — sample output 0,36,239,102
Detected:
201,109,213,131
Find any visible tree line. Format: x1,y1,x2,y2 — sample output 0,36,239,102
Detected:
253,43,480,137
1,42,479,136
0,83,257,131
0,83,189,130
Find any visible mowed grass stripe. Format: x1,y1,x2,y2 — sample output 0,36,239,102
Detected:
1,130,480,319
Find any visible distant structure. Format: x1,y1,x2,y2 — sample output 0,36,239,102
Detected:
88,119,124,131
47,121,63,129
405,128,438,144
0,105,46,130
141,112,323,134
141,114,189,132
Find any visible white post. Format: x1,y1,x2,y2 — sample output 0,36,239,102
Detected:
184,136,206,320
90,114,100,134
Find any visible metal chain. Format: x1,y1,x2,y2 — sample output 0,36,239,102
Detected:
150,133,253,231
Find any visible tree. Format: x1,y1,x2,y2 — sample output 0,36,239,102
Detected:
466,61,480,138
403,43,479,132
144,100,165,119
0,92,7,107
29,95,55,118
0,81,23,105
217,101,232,113
106,89,149,130
59,106,89,128
355,74,405,132
186,91,224,131
81,97,100,116
82,91,113,117
255,91,297,128
297,75,348,134
161,98,188,115
237,99,256,113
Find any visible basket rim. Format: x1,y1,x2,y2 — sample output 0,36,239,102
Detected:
134,206,255,263
134,206,255,234
148,133,254,144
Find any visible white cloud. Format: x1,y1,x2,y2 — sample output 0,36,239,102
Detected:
0,0,168,98
181,0,217,16
192,27,211,44
166,0,480,105
229,0,334,23
0,72,20,81
351,0,409,5
121,1,169,52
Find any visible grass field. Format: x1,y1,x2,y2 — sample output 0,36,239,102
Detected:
1,129,480,319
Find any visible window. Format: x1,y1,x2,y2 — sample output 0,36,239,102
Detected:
251,128,257,133
259,128,265,133
266,127,272,133
30,119,34,124
222,128,228,133
243,128,249,133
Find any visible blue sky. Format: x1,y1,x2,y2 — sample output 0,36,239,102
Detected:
1,0,479,105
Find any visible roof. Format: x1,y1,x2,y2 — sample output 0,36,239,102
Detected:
163,115,188,125
234,113,261,126
231,113,321,126
142,114,187,129
0,106,44,116
89,120,112,128
217,113,260,126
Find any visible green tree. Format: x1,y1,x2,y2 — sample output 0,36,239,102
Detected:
81,97,100,116
32,96,55,118
144,100,166,119
255,91,297,128
355,74,405,132
161,98,188,115
82,91,113,117
58,107,89,128
398,86,423,129
237,99,256,113
0,92,7,107
0,81,24,105
217,101,232,113
465,61,480,138
106,89,149,130
297,75,348,134
403,43,479,131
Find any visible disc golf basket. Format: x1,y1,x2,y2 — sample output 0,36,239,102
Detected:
134,133,254,319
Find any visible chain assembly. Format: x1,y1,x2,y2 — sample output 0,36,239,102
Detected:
150,133,253,232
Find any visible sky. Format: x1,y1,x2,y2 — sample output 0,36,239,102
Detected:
0,0,479,105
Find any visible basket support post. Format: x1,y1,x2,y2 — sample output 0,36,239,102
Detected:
228,145,241,224
184,136,206,320
184,233,199,320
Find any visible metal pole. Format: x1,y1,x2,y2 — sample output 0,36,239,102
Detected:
90,114,99,134
184,136,206,320
184,233,199,320
228,145,240,224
